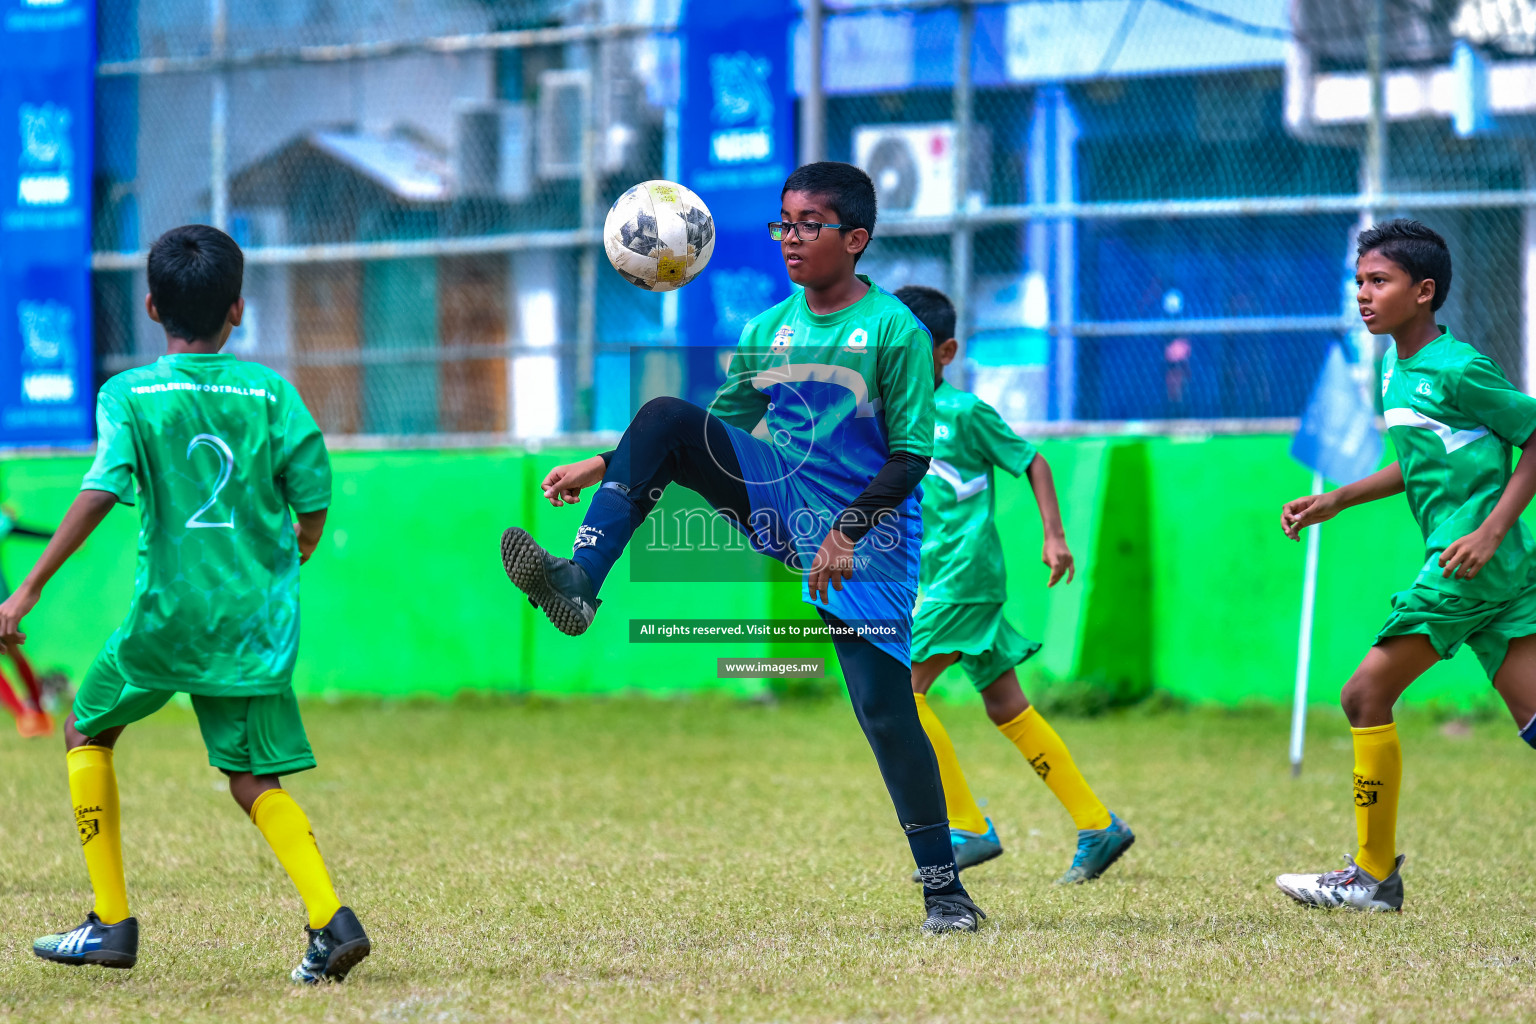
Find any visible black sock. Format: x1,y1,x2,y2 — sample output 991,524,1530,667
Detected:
906,821,965,897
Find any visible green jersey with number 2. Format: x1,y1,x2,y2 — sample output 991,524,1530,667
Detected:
82,353,331,696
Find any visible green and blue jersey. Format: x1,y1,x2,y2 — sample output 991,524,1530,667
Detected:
711,278,936,660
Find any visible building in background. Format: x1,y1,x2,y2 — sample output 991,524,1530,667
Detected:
78,0,1536,443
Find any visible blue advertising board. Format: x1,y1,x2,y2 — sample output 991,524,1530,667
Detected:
0,0,95,446
678,0,795,407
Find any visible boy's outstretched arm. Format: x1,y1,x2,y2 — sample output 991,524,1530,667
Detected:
1280,462,1404,541
0,490,119,648
1025,454,1074,587
1439,439,1536,580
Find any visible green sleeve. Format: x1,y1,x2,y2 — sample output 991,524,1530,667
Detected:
80,387,139,505
877,326,936,456
968,401,1037,477
1456,357,1536,446
275,386,332,514
708,328,770,432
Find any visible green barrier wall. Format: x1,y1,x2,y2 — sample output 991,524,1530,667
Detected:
0,436,1506,709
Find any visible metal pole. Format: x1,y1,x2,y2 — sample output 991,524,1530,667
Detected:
1290,470,1324,777
1364,0,1386,221
949,1,974,384
800,0,825,165
209,0,229,231
1053,89,1078,422
574,34,600,433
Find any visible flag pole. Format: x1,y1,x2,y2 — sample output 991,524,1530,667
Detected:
1289,470,1324,778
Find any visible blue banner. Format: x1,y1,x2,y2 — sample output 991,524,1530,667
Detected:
678,0,795,407
0,0,94,446
1291,342,1383,485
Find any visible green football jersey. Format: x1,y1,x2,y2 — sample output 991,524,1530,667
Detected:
82,354,331,696
919,382,1037,604
1382,329,1536,602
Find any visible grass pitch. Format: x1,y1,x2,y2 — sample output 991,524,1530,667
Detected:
2,697,1535,1023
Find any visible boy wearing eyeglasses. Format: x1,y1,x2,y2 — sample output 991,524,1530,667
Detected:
500,162,986,933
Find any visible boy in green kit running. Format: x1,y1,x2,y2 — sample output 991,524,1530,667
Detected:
0,225,370,981
895,286,1135,885
1276,219,1536,912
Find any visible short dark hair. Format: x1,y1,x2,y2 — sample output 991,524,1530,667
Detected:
781,161,876,262
147,225,244,341
894,285,954,343
1356,218,1452,312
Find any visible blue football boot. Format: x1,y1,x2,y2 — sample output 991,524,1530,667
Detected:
911,818,1004,883
1056,811,1135,884
33,912,138,969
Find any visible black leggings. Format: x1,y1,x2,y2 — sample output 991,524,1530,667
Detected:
607,397,947,833
604,396,751,527
820,609,947,831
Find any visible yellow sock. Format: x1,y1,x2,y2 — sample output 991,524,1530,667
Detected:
250,789,342,929
998,706,1112,831
913,692,990,835
1352,723,1401,881
67,746,130,924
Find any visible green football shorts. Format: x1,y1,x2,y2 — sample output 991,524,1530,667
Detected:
72,647,316,776
1375,579,1536,681
911,600,1042,690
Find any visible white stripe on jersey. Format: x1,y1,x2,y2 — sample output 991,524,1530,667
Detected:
1384,407,1490,454
927,458,989,500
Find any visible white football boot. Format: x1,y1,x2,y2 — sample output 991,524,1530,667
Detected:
1275,854,1404,911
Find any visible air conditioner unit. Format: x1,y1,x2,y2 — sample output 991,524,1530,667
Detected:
853,122,990,219
537,67,637,180
453,100,533,200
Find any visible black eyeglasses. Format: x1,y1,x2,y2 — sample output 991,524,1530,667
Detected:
768,220,845,242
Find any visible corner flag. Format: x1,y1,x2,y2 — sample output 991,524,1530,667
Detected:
1290,342,1383,486
1287,342,1383,777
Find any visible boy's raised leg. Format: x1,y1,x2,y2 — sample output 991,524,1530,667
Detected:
1277,634,1437,911
504,398,751,636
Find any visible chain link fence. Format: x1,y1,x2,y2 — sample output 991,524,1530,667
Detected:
89,0,1536,443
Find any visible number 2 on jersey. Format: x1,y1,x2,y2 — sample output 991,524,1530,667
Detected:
186,433,235,529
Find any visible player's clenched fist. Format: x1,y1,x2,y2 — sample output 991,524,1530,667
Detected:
1280,493,1340,541
542,455,608,507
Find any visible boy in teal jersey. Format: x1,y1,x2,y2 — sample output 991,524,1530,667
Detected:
895,287,1134,886
1276,219,1536,912
0,226,370,980
501,163,986,933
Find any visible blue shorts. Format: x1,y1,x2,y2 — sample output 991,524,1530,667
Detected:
726,426,920,665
